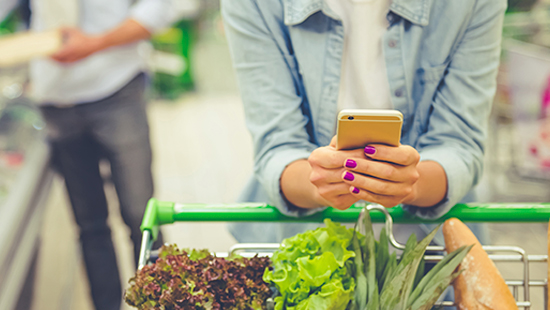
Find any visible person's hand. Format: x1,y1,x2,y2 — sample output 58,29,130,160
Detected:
308,137,366,210
342,144,420,208
51,28,106,63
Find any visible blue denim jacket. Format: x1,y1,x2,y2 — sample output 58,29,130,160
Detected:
222,0,506,240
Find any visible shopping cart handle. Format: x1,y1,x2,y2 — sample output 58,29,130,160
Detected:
140,198,550,240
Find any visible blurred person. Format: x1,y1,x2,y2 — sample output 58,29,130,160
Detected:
0,1,178,309
222,0,506,244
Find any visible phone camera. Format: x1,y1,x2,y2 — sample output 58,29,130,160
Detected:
348,116,354,120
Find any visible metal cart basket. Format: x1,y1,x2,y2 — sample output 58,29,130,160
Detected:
137,199,550,309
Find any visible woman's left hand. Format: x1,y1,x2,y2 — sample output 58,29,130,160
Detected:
342,144,421,208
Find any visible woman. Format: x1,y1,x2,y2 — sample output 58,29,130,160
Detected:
222,0,506,243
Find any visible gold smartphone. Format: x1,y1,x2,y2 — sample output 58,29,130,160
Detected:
336,109,403,150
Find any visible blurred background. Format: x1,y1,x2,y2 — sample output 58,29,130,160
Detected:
1,0,550,309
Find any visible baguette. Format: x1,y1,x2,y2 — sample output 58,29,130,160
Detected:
443,218,517,310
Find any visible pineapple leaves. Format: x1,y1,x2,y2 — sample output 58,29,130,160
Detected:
349,208,472,310
364,210,379,310
407,245,473,310
376,228,389,283
382,224,440,309
351,230,368,310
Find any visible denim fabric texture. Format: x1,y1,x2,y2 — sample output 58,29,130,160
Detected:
222,0,506,242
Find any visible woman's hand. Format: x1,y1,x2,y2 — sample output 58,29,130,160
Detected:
342,144,421,208
307,137,366,210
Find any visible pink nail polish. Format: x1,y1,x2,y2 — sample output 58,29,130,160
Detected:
364,146,376,155
345,159,357,168
344,172,354,181
352,187,360,194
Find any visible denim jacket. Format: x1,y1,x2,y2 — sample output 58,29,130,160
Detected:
222,0,506,226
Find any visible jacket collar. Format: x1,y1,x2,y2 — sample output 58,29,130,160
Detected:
283,0,433,26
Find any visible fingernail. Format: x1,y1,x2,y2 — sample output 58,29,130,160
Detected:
345,159,357,168
364,146,376,155
343,172,354,181
352,187,360,194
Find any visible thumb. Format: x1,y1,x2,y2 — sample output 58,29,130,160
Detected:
329,135,337,148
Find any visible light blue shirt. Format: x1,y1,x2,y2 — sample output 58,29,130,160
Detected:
0,0,176,105
222,0,506,242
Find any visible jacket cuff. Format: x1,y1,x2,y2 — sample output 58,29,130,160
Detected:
402,147,473,219
259,147,326,217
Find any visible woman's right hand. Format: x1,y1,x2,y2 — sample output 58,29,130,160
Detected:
308,137,366,210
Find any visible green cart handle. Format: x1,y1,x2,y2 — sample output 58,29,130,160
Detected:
140,198,550,240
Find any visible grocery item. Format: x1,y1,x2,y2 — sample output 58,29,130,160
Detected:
0,30,61,67
125,246,271,310
351,213,471,310
443,218,518,310
263,219,356,310
265,216,471,310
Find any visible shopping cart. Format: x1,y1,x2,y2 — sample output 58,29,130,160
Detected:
137,198,550,309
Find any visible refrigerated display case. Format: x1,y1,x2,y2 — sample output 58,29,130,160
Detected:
0,66,53,310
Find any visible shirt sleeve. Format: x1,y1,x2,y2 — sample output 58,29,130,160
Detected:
221,0,322,217
404,0,507,219
0,0,18,24
130,0,178,33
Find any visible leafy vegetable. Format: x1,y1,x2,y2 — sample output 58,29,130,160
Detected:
264,219,357,310
125,245,272,310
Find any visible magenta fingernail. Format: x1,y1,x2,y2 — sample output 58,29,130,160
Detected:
345,159,357,168
364,146,376,155
344,172,354,181
352,187,360,194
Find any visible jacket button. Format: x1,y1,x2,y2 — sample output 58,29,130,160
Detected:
395,88,403,97
388,40,397,48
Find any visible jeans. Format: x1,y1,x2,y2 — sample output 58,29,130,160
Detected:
41,73,163,310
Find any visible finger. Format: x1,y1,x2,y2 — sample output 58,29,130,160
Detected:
52,54,75,63
329,135,337,148
349,186,401,208
344,158,410,182
329,194,358,210
341,171,412,197
364,144,420,166
51,44,73,59
309,146,348,169
51,52,68,62
309,145,368,170
309,167,346,185
317,182,354,199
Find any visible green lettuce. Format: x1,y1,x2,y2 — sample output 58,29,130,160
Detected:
264,219,357,310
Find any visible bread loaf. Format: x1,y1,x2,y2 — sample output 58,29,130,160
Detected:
443,218,518,310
